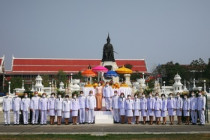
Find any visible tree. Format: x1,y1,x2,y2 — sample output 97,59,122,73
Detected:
42,75,50,87
190,58,206,79
5,77,23,93
124,64,133,69
204,58,210,80
153,61,190,85
131,72,142,82
73,71,85,82
56,70,68,87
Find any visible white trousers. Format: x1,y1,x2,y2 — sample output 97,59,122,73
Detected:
113,109,120,122
105,97,111,110
13,111,20,124
32,110,39,124
23,111,29,124
88,109,95,123
4,111,10,124
79,108,85,123
191,110,197,124
198,110,205,125
41,110,47,124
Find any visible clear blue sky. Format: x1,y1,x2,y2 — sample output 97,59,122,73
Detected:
0,0,210,72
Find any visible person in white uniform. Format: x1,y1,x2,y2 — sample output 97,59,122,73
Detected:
147,93,155,125
133,94,140,124
183,95,190,125
71,93,80,125
176,92,183,125
39,93,48,125
167,93,176,125
12,92,21,125
190,92,198,125
48,93,56,125
118,92,126,124
197,92,206,125
125,95,134,124
3,93,12,125
154,93,162,125
78,91,86,124
112,90,120,123
30,91,40,125
161,94,167,125
55,94,63,125
21,93,30,125
140,93,147,125
86,90,96,124
62,95,71,125
103,82,113,111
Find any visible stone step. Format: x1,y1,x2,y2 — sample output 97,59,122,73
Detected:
95,111,113,124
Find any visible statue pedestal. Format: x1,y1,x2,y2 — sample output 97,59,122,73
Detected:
101,61,119,83
124,74,132,86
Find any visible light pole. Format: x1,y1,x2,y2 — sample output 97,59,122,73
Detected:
163,81,166,94
8,81,11,94
70,73,73,83
204,80,206,93
22,80,24,89
49,82,52,94
193,78,196,89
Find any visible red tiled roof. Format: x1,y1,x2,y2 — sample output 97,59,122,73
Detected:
10,58,147,75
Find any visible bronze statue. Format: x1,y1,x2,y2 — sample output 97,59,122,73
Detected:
102,34,115,62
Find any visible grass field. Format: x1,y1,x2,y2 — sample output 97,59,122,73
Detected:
0,134,210,140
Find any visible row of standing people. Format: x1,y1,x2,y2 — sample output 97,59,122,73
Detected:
3,90,206,125
111,91,206,125
3,91,96,125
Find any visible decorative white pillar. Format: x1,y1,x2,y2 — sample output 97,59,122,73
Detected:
22,80,24,89
49,82,52,94
142,72,145,79
8,81,11,94
193,78,196,88
124,74,131,86
204,80,206,93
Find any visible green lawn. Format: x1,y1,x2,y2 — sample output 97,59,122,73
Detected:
0,134,210,140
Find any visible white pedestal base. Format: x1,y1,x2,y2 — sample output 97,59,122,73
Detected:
95,111,114,124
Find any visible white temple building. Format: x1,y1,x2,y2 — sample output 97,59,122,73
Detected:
173,74,183,93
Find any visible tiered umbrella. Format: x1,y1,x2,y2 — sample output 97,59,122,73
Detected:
104,70,118,78
92,66,108,73
92,65,108,81
116,66,133,74
82,69,97,77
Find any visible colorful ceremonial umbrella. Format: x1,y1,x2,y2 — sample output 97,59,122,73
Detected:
92,66,108,73
82,69,97,77
92,65,108,81
104,70,118,77
82,68,96,83
116,66,133,74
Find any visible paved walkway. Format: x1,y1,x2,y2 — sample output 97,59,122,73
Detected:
0,124,210,135
0,112,210,135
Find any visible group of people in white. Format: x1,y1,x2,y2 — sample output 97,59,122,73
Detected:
112,91,206,125
2,83,206,126
3,91,96,125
